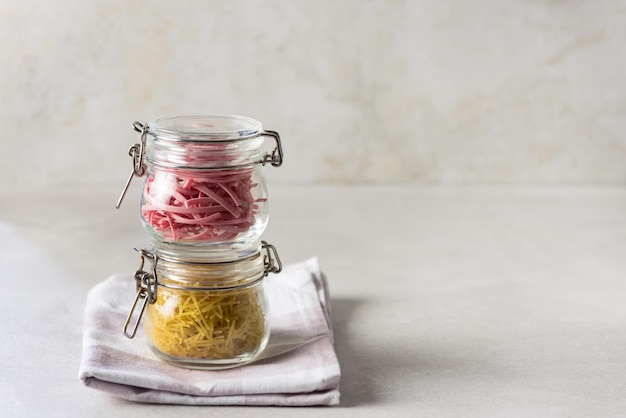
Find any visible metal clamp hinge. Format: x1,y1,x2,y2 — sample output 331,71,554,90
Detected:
261,130,283,168
262,240,282,275
122,248,158,339
115,121,148,209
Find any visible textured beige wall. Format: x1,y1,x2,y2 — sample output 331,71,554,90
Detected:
1,0,625,188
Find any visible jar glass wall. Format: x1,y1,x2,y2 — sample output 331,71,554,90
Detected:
133,114,280,249
143,247,271,370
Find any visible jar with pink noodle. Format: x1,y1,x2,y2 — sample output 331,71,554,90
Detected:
118,114,283,254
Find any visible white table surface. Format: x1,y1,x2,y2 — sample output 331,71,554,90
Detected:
1,185,625,417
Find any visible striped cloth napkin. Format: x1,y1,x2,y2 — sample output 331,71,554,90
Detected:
79,257,341,406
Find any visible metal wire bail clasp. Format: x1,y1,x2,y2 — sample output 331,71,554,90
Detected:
261,130,283,168
123,248,158,339
115,121,149,209
262,241,282,275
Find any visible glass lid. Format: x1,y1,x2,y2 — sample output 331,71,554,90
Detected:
148,115,263,141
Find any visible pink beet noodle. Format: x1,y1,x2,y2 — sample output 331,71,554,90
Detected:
141,168,263,242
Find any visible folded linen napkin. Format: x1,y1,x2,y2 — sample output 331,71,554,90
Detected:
79,257,341,406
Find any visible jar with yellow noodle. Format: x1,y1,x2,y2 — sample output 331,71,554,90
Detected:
124,240,281,370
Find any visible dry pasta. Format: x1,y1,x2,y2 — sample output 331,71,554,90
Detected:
146,285,266,359
141,169,264,242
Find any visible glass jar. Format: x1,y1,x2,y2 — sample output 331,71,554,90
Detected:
116,115,283,252
123,240,282,370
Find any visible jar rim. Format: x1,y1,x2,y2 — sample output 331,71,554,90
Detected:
152,246,266,288
148,115,263,142
151,239,263,264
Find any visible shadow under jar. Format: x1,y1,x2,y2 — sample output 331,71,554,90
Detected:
123,240,282,370
119,115,283,254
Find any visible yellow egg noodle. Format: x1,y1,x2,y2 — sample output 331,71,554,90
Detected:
146,285,265,359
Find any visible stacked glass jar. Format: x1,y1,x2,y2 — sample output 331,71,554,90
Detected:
117,115,283,370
